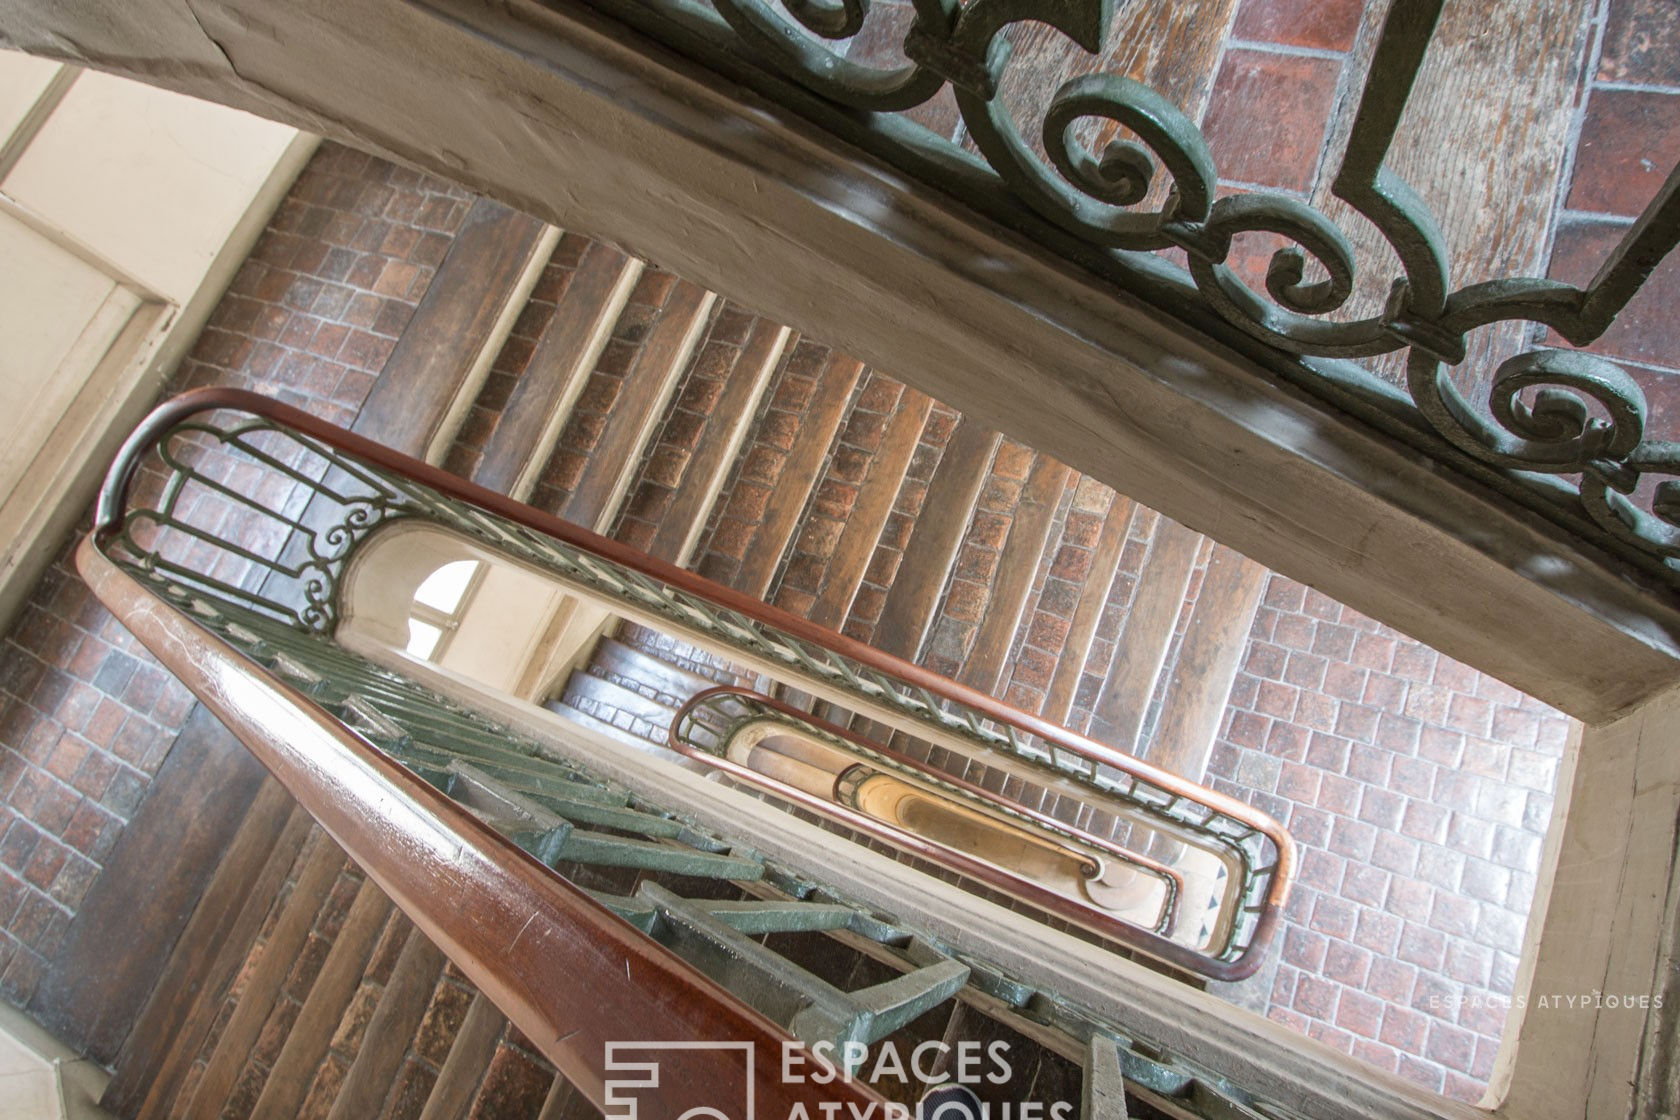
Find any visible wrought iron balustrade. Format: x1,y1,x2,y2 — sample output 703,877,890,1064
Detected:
97,387,1292,980
480,0,1680,590
80,388,1328,1120
670,686,1202,944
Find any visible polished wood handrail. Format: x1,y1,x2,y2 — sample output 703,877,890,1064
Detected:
669,686,1190,943
94,387,1294,978
77,539,885,1120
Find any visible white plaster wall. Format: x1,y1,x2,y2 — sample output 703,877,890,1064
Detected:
0,50,317,635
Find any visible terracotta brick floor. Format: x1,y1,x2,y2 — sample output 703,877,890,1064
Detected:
1208,577,1570,1101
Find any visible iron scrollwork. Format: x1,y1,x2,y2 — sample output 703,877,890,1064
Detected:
567,0,1680,584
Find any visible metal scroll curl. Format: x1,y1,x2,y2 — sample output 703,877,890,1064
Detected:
574,0,1680,578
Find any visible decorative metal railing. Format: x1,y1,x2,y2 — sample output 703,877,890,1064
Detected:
81,392,1328,1120
99,388,1293,980
512,0,1680,588
670,686,1197,942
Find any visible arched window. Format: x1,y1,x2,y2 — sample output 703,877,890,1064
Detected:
338,523,610,701
404,558,484,659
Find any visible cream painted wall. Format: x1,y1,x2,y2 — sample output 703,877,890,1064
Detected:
0,50,317,636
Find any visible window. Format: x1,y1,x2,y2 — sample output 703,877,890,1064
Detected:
404,559,482,660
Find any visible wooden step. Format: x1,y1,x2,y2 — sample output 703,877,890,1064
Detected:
416,992,507,1120
1143,544,1267,781
464,1038,560,1119
247,877,396,1120
110,799,312,1120
733,351,865,599
592,636,718,702
175,834,349,1120
563,671,679,732
1089,516,1203,753
871,417,1001,661
473,241,643,499
808,385,933,630
536,1074,602,1120
325,924,448,1120
643,314,793,565
552,278,717,532
354,198,555,462
958,454,1072,696
1041,492,1135,727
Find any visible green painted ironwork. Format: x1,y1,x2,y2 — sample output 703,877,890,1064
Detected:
670,688,1217,945
104,409,1283,961
513,0,1680,586
128,575,1302,1118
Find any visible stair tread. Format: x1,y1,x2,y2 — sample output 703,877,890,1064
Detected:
249,877,396,1120
176,833,348,1120
120,801,313,1120
1144,543,1267,780
959,455,1072,697
1090,516,1202,753
545,698,667,750
564,671,678,725
810,386,932,630
647,315,791,564
560,279,716,532
591,637,717,701
736,352,865,599
474,240,642,498
872,417,1001,661
1041,494,1135,727
416,993,506,1120
355,199,552,461
325,925,449,1120
101,778,294,1116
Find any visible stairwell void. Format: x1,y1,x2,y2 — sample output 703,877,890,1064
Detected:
0,138,1587,1116
3,0,1674,1112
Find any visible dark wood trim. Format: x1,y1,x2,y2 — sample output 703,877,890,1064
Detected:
873,418,1000,660
79,537,890,1119
356,198,551,460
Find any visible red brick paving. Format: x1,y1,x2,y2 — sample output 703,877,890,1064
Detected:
1210,575,1569,1098
1202,48,1343,193
1232,0,1364,53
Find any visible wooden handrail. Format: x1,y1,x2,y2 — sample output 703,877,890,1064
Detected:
668,686,1191,942
94,387,1293,978
77,539,885,1120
